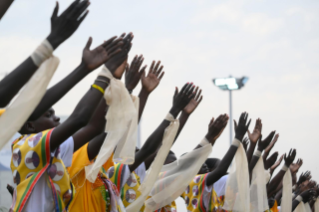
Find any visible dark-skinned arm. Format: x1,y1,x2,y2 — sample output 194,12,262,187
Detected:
267,149,296,197
129,83,195,172
249,131,275,179
206,112,251,186
292,190,316,211
28,36,123,121
0,0,14,20
0,1,90,107
246,119,262,164
144,86,202,170
72,99,107,153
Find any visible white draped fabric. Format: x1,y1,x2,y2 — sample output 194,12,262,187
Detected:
0,54,58,150
86,67,138,182
281,168,292,212
223,140,250,212
144,142,213,211
126,116,179,212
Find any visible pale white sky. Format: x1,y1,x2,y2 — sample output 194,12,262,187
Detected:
0,0,319,211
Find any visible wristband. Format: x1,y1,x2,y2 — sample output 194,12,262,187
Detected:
281,164,288,171
292,185,297,190
199,138,210,147
253,150,262,157
165,113,175,122
296,195,303,202
31,40,54,67
92,84,105,94
292,193,296,199
232,138,241,147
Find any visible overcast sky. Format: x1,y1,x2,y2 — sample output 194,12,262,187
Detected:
0,0,319,210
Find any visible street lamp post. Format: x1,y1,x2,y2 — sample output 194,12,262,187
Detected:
212,76,248,146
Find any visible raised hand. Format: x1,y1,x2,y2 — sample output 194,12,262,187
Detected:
170,83,195,116
105,33,134,79
234,112,251,141
264,152,278,170
205,114,229,144
257,131,276,151
300,189,316,203
263,133,279,161
270,154,283,175
141,60,164,94
242,137,249,152
183,86,203,115
82,37,123,71
284,149,296,166
297,171,311,186
247,118,262,143
290,158,303,175
125,55,146,92
47,0,90,49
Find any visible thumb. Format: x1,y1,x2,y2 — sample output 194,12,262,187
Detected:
174,87,179,97
85,37,92,50
233,120,238,131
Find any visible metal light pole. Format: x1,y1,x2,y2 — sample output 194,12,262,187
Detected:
212,76,248,146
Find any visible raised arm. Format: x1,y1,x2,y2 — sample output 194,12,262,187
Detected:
28,36,122,120
0,0,13,20
267,149,296,197
206,112,251,186
0,1,89,107
249,131,275,175
246,119,262,164
49,34,133,152
292,189,316,212
129,83,195,172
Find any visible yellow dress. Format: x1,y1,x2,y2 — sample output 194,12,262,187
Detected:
11,129,74,212
68,144,124,212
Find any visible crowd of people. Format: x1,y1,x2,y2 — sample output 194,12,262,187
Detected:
0,1,318,212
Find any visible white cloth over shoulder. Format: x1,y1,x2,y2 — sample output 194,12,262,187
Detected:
86,66,138,183
0,41,58,150
281,168,292,212
315,198,319,212
145,142,213,212
126,116,180,212
223,140,250,212
250,156,269,212
305,203,312,212
294,201,307,212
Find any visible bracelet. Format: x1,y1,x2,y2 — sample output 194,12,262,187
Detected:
165,113,175,122
254,150,262,157
92,84,105,94
296,195,303,202
199,138,210,146
281,164,288,171
95,79,109,85
232,138,241,147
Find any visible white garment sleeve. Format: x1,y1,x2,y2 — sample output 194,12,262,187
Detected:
134,162,146,183
58,137,74,168
213,175,228,197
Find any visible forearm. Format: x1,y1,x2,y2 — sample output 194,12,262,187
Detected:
0,0,14,20
29,63,89,120
268,169,286,196
174,112,189,142
247,142,257,164
274,188,283,203
130,108,180,172
87,132,107,160
292,198,302,211
73,99,107,152
206,141,239,186
50,78,109,151
138,88,149,122
0,58,37,107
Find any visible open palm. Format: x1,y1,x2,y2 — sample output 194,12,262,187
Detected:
141,61,164,93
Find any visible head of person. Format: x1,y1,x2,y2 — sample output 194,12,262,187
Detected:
164,150,177,165
19,108,60,134
205,158,221,172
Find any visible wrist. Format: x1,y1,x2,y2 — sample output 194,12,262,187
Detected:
235,134,243,141
139,87,150,98
257,146,263,152
169,107,180,118
281,164,288,172
253,149,262,157
46,34,60,50
296,195,303,202
141,86,152,95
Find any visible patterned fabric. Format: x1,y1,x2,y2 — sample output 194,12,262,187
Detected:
154,201,177,212
181,174,226,212
10,129,74,212
106,164,145,211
